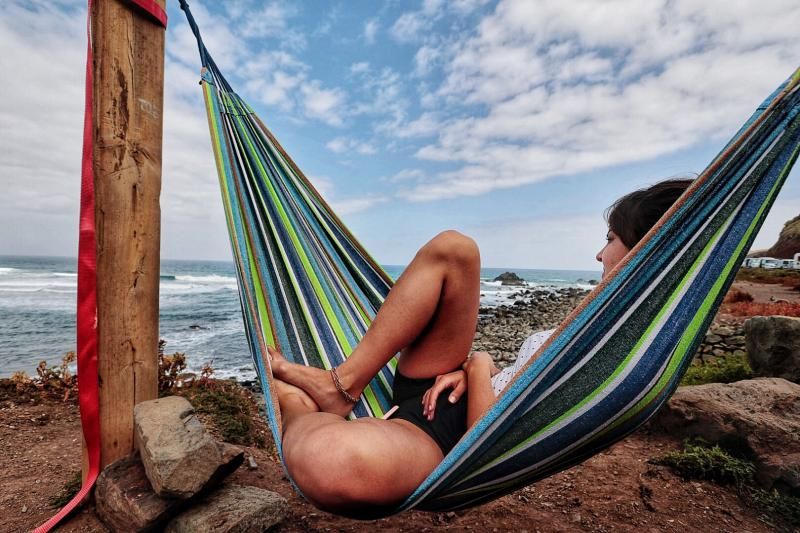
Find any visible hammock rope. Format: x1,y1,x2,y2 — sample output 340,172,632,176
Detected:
180,0,800,515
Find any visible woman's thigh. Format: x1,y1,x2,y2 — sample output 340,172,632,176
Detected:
282,414,443,512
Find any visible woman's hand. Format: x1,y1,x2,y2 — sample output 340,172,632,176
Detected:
421,370,467,421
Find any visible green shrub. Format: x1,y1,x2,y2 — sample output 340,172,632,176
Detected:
681,354,752,386
654,440,799,529
178,379,265,448
653,440,755,488
749,489,800,529
48,470,82,508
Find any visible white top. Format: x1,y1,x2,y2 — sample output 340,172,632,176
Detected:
491,329,555,396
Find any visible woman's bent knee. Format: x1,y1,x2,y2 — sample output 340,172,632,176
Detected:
428,230,479,267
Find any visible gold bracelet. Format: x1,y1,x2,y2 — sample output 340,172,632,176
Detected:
330,367,357,403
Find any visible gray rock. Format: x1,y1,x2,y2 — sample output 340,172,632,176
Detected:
744,316,800,383
714,326,735,337
95,452,187,532
134,396,223,499
165,485,287,533
654,378,800,492
727,335,746,347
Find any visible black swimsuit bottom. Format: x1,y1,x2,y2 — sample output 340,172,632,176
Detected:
388,371,468,455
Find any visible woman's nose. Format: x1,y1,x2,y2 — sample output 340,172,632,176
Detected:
595,247,604,263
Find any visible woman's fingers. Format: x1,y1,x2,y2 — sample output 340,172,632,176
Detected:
449,379,467,403
424,379,448,421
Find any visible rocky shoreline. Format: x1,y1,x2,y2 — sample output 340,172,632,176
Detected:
474,287,589,365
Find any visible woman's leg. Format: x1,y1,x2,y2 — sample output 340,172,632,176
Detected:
271,230,481,416
274,378,442,514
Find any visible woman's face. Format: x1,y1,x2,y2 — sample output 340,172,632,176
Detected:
596,230,631,279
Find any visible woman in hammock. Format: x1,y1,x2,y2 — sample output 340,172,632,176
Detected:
268,178,692,514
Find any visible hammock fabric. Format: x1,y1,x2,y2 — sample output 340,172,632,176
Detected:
181,0,800,515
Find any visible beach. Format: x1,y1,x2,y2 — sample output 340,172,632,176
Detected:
3,277,796,532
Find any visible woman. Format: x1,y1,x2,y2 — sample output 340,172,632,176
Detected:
269,178,692,514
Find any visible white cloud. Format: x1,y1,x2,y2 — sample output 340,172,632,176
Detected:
308,175,386,215
382,169,426,183
331,195,388,215
326,137,377,155
390,0,487,44
352,67,410,132
364,19,379,44
301,82,346,126
390,11,429,43
414,45,440,76
395,0,800,201
238,2,306,51
394,112,440,138
350,62,370,74
0,1,85,253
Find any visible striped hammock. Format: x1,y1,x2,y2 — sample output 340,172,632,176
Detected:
180,1,800,515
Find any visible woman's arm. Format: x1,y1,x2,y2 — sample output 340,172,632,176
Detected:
463,352,497,429
421,351,499,428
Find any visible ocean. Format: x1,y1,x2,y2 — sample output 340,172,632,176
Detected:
0,255,600,380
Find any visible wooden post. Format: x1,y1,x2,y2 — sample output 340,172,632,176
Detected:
83,0,166,475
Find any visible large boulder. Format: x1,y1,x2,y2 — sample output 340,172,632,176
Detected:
744,316,800,383
654,378,800,493
165,484,287,533
134,396,224,499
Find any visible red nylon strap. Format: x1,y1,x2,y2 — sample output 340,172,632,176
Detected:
34,1,165,531
128,0,168,27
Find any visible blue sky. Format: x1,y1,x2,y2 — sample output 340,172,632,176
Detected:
1,0,799,270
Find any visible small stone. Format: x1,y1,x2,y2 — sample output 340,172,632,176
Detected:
728,335,746,346
21,505,27,513
246,454,258,470
165,485,287,533
705,334,722,344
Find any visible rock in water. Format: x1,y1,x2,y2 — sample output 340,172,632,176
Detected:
134,396,223,499
165,485,287,533
95,452,187,532
745,316,800,383
654,378,800,492
493,271,525,286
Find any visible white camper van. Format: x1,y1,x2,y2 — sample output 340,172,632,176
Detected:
760,258,781,269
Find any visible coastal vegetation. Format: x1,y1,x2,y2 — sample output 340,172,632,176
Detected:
157,341,270,449
681,353,752,386
735,267,800,289
654,440,800,529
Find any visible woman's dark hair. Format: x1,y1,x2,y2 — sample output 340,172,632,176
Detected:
606,178,695,249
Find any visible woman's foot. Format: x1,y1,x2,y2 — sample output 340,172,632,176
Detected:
273,378,320,412
268,346,362,417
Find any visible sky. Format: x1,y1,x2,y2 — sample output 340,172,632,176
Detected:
1,0,799,271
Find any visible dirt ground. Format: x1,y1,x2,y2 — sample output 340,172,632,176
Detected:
731,280,800,304
1,396,778,533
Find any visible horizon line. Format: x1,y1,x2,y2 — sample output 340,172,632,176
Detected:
0,253,603,274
